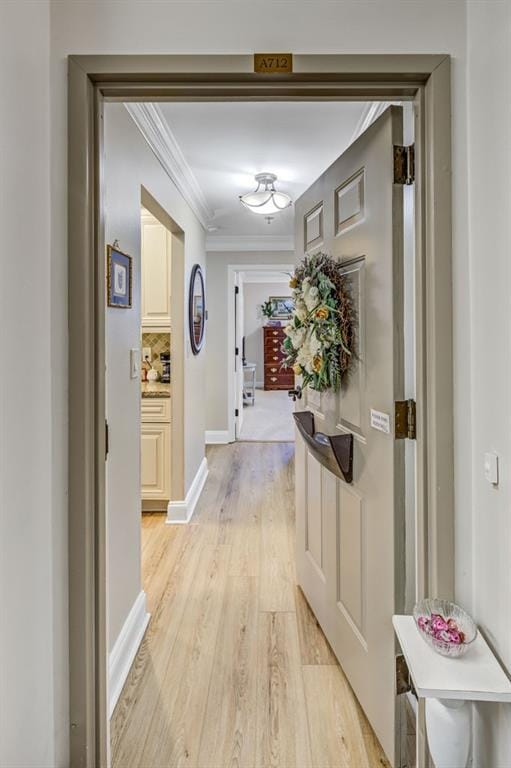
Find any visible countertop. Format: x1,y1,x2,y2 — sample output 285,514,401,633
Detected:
141,381,171,398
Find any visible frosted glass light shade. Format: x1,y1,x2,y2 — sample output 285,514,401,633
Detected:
239,173,292,215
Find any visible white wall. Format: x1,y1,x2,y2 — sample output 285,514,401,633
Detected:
4,0,508,763
205,252,294,431
243,282,292,385
0,3,68,767
465,3,511,765
104,103,207,650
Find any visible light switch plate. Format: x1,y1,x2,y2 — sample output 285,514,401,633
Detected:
484,452,499,485
130,348,140,379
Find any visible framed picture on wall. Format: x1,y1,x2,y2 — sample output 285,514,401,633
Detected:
269,295,295,319
107,244,132,308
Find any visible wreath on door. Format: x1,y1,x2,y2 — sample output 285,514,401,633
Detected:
283,252,355,392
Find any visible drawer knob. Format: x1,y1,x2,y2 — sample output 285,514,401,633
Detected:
272,331,278,335
270,377,277,382
271,367,277,372
273,356,278,361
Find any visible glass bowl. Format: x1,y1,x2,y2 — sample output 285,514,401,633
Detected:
413,599,477,658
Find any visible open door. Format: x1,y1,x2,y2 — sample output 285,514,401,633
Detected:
294,106,406,765
234,276,244,438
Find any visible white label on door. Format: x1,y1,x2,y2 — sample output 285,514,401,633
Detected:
370,409,390,434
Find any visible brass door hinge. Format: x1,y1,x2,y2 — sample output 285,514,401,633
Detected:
394,144,415,185
395,654,411,695
395,399,416,440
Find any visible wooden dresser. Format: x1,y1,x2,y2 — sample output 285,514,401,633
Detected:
263,326,294,390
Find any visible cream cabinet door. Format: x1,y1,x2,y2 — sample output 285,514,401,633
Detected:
141,423,170,499
294,107,406,766
141,218,171,327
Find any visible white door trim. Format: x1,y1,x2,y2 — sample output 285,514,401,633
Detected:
226,263,296,442
68,55,453,767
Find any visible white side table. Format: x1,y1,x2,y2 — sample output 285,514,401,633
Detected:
243,363,256,406
393,615,511,768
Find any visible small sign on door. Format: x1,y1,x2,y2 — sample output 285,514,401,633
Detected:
370,408,391,434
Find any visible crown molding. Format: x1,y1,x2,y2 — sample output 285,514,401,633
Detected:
350,101,395,145
125,103,214,228
240,270,291,283
206,234,294,253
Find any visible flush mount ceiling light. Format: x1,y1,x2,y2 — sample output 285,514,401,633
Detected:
239,173,292,215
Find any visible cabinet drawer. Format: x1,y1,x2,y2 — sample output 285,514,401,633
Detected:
264,337,285,349
264,328,285,339
265,372,294,385
265,363,292,375
141,398,171,423
265,350,286,363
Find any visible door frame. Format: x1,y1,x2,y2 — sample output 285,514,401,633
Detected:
226,263,296,442
68,54,453,766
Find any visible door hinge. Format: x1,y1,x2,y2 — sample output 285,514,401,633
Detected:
395,399,416,440
105,420,109,459
235,285,239,295
395,654,411,695
394,144,415,185
235,408,239,418
235,347,239,356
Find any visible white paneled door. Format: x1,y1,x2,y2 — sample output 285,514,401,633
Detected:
294,107,406,766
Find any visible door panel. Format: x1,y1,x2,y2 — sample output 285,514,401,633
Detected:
294,106,405,766
338,484,365,641
335,169,365,235
306,453,323,575
338,258,366,437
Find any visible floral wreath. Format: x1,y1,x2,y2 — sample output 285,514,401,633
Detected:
283,252,355,392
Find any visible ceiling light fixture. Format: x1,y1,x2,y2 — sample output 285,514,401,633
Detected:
239,173,292,215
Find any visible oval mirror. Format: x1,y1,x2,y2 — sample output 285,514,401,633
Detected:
189,264,206,354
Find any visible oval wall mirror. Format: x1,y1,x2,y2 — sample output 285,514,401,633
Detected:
189,264,206,355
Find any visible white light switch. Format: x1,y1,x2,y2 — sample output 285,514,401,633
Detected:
484,452,499,486
130,348,140,379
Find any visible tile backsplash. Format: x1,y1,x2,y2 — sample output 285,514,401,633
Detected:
142,332,170,372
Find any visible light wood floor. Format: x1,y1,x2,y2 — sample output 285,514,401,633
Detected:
111,442,390,768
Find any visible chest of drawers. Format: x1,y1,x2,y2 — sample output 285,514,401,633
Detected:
263,326,294,390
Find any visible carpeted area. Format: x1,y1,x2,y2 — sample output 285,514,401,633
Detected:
238,388,295,442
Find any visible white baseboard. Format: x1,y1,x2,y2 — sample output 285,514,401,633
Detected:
205,430,230,445
109,590,150,718
167,456,209,523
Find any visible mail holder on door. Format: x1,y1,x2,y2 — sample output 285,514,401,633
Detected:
293,410,353,484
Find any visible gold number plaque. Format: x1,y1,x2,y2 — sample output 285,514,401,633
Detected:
254,53,293,74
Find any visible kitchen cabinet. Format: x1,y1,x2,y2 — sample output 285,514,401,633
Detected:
141,213,171,328
141,397,170,502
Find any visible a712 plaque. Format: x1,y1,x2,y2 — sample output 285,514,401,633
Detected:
254,53,293,74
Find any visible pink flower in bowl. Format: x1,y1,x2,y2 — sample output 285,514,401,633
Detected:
413,599,477,658
431,614,449,633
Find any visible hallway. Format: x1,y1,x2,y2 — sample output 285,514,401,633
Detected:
111,442,389,767
239,390,295,442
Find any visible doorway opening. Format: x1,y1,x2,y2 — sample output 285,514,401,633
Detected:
68,55,454,768
230,264,296,441
104,96,417,766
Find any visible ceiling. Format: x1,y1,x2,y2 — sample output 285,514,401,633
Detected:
149,101,371,249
